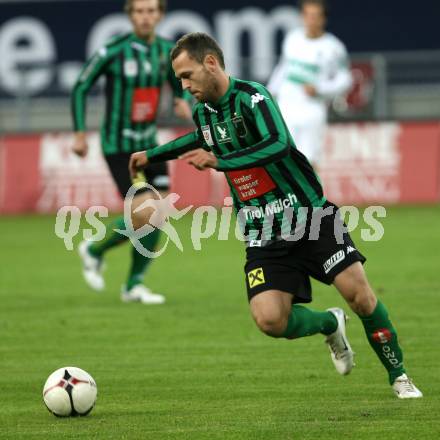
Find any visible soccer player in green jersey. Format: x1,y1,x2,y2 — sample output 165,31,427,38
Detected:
129,32,422,398
71,0,192,304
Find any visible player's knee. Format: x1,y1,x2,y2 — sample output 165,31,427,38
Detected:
131,208,153,230
131,211,145,230
254,310,288,337
349,281,376,316
336,265,377,316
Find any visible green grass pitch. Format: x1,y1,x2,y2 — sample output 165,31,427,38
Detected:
1,205,439,439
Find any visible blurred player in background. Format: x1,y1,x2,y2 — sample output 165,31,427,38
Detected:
267,0,352,167
71,0,192,304
129,32,422,399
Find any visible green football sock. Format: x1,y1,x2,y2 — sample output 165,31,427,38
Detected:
126,228,161,290
282,305,338,339
359,301,406,385
88,217,128,257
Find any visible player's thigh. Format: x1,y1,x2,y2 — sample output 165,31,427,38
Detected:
249,289,293,325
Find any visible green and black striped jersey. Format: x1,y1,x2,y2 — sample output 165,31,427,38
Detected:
71,33,188,156
147,77,327,241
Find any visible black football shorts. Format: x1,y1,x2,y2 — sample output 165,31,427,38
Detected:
104,152,169,198
244,202,366,303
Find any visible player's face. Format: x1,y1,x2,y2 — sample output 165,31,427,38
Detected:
172,51,218,103
302,3,326,37
130,0,163,39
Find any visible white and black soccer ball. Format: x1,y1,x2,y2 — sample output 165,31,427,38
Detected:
43,367,97,417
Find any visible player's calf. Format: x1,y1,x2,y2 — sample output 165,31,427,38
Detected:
334,262,422,393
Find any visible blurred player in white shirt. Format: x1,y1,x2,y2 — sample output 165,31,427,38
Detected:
267,0,352,166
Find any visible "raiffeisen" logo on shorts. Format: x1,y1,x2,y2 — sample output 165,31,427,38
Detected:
323,250,345,274
248,267,265,288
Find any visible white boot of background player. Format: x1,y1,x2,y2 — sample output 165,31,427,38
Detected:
121,284,165,305
78,241,105,291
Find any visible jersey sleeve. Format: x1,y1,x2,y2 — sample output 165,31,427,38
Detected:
71,47,111,132
315,41,353,99
216,85,290,171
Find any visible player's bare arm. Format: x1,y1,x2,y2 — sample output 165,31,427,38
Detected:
303,84,318,97
129,151,149,179
72,132,89,157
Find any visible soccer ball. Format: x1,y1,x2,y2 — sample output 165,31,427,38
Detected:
43,367,97,417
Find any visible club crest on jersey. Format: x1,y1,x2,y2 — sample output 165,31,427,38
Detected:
232,116,247,138
124,60,138,77
214,122,232,143
201,125,214,146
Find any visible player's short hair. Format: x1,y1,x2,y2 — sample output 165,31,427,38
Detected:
124,0,167,14
171,33,225,69
299,0,328,16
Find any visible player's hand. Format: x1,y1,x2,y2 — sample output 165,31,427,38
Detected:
304,84,318,97
179,149,218,171
72,132,88,158
129,151,149,179
173,98,192,120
